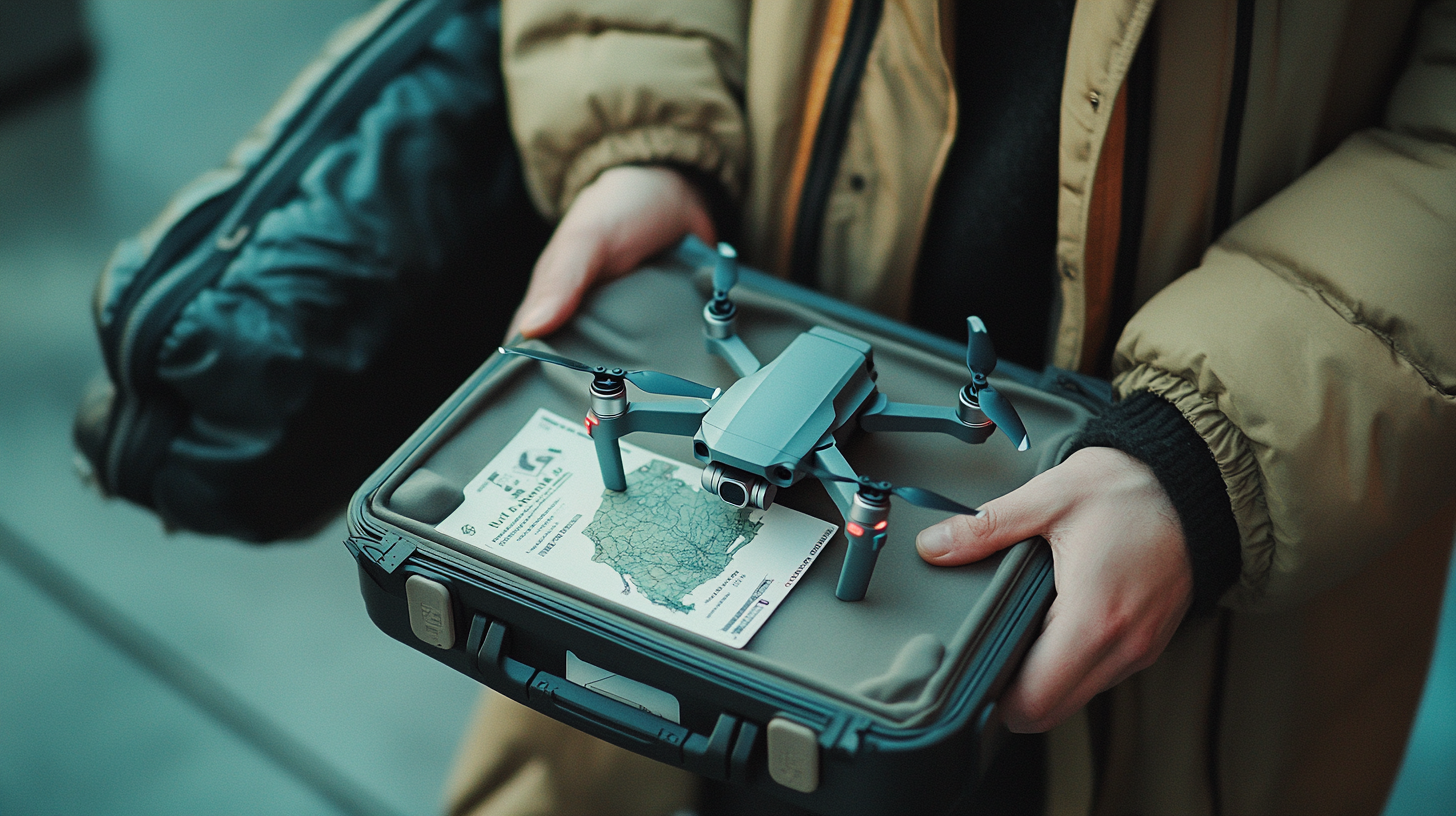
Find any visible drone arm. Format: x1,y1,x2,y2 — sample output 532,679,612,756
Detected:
589,401,712,491
618,400,712,436
593,400,711,442
810,444,860,518
705,335,761,378
859,396,995,445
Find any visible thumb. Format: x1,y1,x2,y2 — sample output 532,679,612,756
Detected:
508,233,602,340
916,481,1064,566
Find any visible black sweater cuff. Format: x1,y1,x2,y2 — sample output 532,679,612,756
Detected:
1072,391,1241,613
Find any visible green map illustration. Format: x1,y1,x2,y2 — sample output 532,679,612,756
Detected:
582,460,763,613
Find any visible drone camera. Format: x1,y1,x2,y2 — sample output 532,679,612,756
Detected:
702,462,777,510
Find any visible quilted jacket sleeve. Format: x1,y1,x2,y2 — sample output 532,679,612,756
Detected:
500,0,750,220
1113,1,1456,612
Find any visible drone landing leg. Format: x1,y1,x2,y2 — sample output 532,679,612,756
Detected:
835,485,891,601
838,521,888,602
812,444,890,602
592,430,627,492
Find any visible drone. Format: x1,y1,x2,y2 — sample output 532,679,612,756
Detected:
499,243,1030,602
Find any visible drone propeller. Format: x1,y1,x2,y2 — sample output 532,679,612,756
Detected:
965,316,1030,452
804,464,978,517
498,346,718,400
966,316,1000,376
712,242,739,298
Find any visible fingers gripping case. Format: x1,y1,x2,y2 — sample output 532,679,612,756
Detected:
345,241,1102,815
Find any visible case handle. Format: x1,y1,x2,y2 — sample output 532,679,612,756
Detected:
464,614,743,779
466,615,535,698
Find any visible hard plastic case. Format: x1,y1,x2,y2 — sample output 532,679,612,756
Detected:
345,240,1106,815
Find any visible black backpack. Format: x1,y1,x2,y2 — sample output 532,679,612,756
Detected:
74,0,548,541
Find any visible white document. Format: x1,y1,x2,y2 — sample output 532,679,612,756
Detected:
438,408,837,648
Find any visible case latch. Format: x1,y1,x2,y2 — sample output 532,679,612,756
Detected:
767,717,820,793
404,575,454,649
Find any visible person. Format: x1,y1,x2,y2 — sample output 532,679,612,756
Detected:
446,1,1456,814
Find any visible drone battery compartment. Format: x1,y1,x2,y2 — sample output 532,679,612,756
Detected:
368,261,1092,729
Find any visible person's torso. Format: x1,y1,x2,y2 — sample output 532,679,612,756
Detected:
737,0,1417,373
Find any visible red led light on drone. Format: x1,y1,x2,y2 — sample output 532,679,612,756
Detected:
584,414,599,434
847,520,888,538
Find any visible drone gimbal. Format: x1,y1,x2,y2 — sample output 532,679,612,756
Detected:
499,242,1030,602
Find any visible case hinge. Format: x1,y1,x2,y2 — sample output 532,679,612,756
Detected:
350,532,415,574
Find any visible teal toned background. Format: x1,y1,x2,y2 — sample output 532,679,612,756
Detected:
0,3,1451,814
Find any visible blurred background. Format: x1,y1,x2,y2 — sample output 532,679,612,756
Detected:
0,2,1450,815
0,2,480,815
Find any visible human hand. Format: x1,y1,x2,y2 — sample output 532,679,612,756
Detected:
506,165,717,340
916,446,1194,733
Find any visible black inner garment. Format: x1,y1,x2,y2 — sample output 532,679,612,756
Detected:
908,0,1076,371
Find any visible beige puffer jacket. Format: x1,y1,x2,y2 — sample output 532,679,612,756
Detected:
447,1,1456,814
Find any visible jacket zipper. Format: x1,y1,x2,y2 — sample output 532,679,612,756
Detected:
1211,0,1255,239
1206,3,1254,815
101,0,466,498
786,0,884,288
1094,30,1156,374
